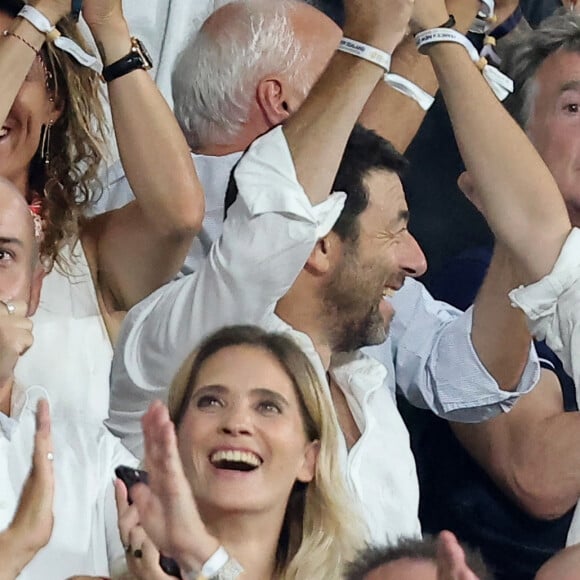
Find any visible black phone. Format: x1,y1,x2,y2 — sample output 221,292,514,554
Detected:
115,465,182,579
70,0,82,21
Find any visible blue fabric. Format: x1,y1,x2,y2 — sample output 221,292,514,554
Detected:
408,246,576,580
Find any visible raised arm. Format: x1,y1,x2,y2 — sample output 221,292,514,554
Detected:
82,0,204,310
358,0,480,153
415,6,571,283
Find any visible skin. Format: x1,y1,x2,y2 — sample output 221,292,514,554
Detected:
196,1,342,157
0,0,203,340
526,49,580,226
119,347,319,580
320,169,426,352
0,179,43,414
178,345,318,517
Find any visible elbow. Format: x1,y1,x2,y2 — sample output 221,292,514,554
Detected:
509,468,576,520
157,189,205,241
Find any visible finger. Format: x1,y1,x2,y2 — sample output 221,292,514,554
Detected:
437,531,479,580
117,493,140,548
32,399,54,481
128,524,148,560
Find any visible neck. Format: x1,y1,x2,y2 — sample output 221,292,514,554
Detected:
200,506,284,580
0,377,14,416
276,294,332,370
193,120,271,158
568,204,580,230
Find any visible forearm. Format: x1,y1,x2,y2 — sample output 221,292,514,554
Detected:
359,0,479,153
427,41,570,282
472,243,531,390
91,18,203,235
283,4,409,205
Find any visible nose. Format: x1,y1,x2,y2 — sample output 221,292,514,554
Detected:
219,403,253,436
398,231,427,278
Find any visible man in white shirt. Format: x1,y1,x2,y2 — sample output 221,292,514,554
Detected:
0,178,137,578
109,0,539,544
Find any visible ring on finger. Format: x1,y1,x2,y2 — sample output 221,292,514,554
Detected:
0,300,15,315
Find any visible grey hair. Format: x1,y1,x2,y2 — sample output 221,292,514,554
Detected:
502,10,580,129
172,0,313,150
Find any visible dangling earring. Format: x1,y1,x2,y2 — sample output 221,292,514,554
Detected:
40,120,53,168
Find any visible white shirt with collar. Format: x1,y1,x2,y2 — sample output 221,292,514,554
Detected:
1,385,137,578
108,126,538,544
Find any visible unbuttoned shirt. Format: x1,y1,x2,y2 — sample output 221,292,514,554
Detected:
108,126,539,545
1,385,137,578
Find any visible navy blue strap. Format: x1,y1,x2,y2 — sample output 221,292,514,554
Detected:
70,0,83,21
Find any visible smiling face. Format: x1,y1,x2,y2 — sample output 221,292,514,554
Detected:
177,344,319,518
0,11,62,195
322,169,427,352
526,49,580,225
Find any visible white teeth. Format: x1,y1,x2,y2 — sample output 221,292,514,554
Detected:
382,287,396,298
0,128,8,138
210,449,261,467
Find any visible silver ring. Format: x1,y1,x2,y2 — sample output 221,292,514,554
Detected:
46,452,54,461
0,301,15,315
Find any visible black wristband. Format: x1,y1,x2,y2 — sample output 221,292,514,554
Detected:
439,14,456,28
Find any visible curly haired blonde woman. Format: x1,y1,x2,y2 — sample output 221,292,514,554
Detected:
0,0,203,420
116,325,363,580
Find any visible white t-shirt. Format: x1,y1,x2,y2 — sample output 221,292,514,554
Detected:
0,385,138,579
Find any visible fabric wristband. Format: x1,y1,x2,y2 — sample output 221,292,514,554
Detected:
415,27,513,101
18,5,99,70
337,38,391,72
384,73,435,111
470,0,497,34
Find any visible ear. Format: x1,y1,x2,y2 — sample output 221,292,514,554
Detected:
27,264,46,317
296,439,320,483
45,90,65,125
304,233,338,276
256,77,291,127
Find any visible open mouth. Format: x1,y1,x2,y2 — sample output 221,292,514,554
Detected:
209,449,262,472
382,286,398,298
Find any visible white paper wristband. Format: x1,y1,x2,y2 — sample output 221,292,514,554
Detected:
18,5,99,71
337,38,391,72
201,546,230,577
384,73,435,111
414,27,513,101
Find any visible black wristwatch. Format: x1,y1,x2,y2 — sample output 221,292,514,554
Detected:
102,37,153,83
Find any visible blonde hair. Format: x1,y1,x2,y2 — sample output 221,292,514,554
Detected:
4,1,107,263
169,325,364,579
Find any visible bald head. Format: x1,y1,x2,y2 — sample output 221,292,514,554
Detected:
0,178,40,309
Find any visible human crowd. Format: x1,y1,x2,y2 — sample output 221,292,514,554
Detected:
2,0,580,578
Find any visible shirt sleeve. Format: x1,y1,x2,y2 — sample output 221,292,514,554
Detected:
107,126,345,458
509,227,580,410
378,277,539,422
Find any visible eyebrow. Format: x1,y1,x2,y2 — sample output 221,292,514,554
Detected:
0,237,23,247
389,209,410,229
559,80,580,94
192,384,290,407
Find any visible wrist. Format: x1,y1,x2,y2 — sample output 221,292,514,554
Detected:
90,20,131,65
0,528,38,578
178,536,221,574
29,0,66,27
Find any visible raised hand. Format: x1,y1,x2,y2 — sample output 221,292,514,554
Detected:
0,300,33,387
436,531,481,580
0,400,54,580
80,0,124,33
343,0,415,54
130,401,220,574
